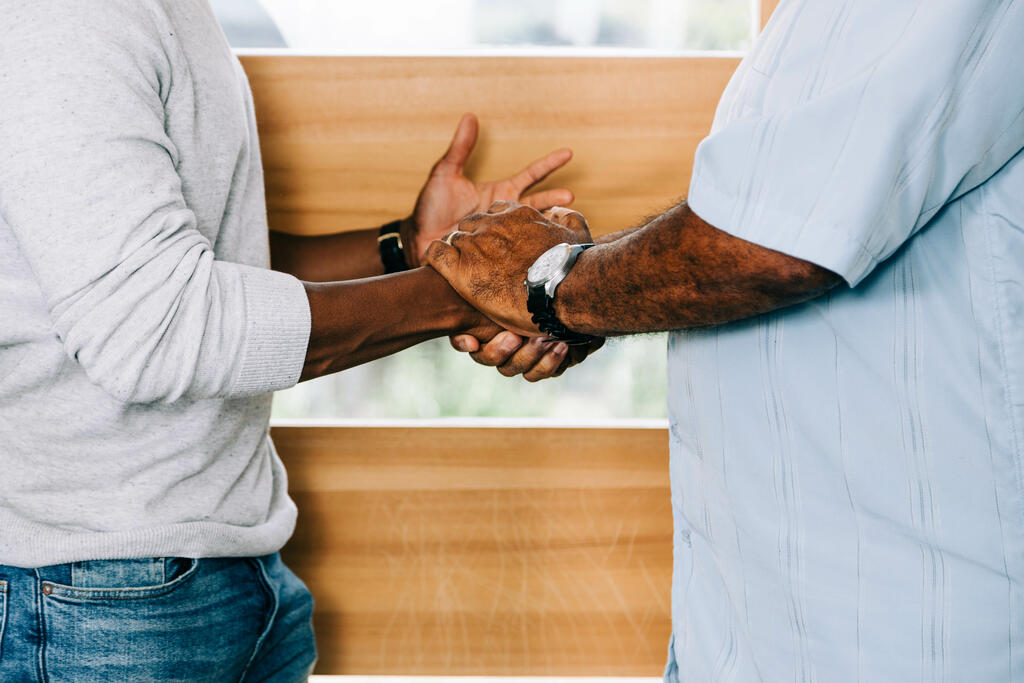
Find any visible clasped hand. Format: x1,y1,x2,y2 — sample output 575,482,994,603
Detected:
412,115,603,381
429,201,606,378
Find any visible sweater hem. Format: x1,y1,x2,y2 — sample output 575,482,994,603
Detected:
0,505,298,569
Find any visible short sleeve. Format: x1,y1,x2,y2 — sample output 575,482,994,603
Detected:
687,0,1024,286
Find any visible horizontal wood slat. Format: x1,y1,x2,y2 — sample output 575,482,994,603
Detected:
242,56,738,237
272,425,672,675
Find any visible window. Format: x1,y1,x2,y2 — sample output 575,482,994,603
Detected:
272,335,669,420
213,0,755,53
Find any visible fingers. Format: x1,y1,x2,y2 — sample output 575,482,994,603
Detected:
543,206,591,241
543,337,603,378
522,188,575,211
568,337,605,366
464,331,524,367
434,113,479,175
463,334,570,382
485,200,521,214
452,329,604,381
491,337,552,376
509,148,573,195
520,341,570,382
449,334,481,353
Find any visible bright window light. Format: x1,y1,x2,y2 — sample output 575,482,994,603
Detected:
212,0,755,54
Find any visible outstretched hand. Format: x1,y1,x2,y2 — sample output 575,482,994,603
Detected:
409,119,592,382
427,201,593,336
407,113,574,266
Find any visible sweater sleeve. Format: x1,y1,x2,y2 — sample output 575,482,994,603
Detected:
0,2,310,404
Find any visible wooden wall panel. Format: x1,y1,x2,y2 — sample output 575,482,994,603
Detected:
272,425,672,675
761,0,781,29
242,56,738,237
247,40,756,676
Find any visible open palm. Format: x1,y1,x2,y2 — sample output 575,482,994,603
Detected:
409,113,574,264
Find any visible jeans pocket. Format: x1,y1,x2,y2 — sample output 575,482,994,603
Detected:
41,557,271,682
0,580,7,661
41,557,198,601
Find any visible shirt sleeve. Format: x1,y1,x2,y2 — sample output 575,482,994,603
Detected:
687,0,1024,286
0,2,311,404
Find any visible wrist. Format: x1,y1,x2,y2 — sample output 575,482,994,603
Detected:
300,267,490,381
526,242,598,343
401,215,421,268
448,284,493,336
412,266,486,335
550,245,597,335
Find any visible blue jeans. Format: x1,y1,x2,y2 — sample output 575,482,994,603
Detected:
0,552,316,682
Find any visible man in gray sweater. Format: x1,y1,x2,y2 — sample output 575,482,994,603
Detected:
0,1,587,680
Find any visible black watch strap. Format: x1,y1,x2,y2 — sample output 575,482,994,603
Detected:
526,244,596,345
528,291,595,345
378,219,409,274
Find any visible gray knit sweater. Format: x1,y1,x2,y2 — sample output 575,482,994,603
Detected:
0,0,312,567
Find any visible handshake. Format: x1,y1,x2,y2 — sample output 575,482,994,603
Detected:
292,114,611,384
313,110,836,387
425,201,605,383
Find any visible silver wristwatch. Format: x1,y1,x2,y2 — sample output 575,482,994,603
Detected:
524,242,595,344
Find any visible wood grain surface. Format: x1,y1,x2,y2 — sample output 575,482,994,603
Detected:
241,56,738,238
272,425,672,675
762,0,781,29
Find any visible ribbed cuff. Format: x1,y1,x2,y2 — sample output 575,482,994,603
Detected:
230,265,311,396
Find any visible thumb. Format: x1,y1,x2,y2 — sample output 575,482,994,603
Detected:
434,113,479,175
424,237,460,283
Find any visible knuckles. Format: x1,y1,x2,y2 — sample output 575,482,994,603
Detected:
470,351,502,367
498,363,521,377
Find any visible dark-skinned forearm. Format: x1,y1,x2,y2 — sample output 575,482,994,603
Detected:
594,226,643,244
270,228,382,281
270,218,415,282
300,266,488,381
557,202,842,336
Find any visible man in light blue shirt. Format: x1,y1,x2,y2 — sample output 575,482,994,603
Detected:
429,0,1024,679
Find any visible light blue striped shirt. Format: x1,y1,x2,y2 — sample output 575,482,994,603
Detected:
668,1,1024,680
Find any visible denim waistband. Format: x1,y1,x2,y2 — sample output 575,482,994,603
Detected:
31,556,193,589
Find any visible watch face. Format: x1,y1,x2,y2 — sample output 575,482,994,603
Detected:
527,244,569,284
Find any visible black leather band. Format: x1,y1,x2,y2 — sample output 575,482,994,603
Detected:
526,245,596,345
378,219,409,274
530,308,594,345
